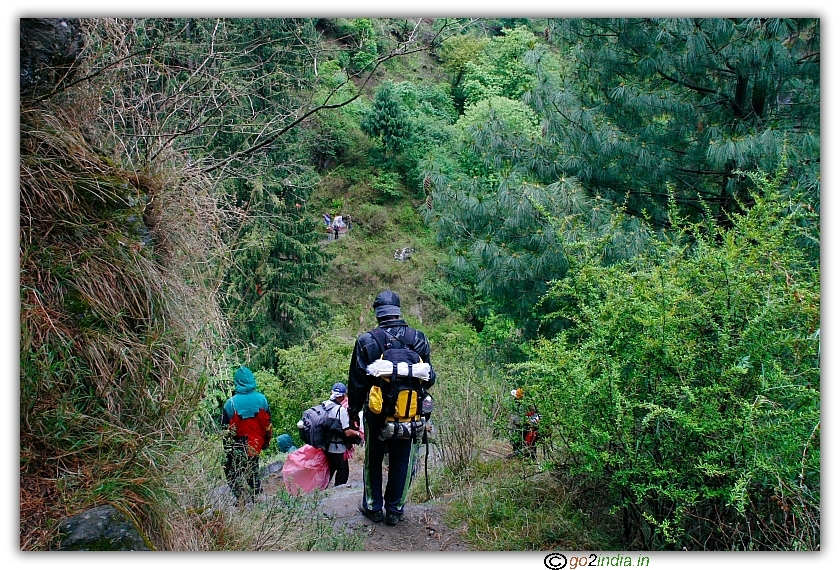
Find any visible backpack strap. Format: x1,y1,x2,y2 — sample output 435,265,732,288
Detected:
371,327,404,381
371,326,418,354
230,397,240,424
369,328,392,386
323,401,342,444
370,327,389,356
385,326,417,350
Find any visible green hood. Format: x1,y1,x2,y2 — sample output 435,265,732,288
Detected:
234,366,256,394
224,366,268,419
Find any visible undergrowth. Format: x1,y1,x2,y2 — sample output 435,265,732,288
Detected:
154,432,363,551
416,458,620,551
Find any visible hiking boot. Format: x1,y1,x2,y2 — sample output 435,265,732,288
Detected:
358,500,383,523
385,510,400,526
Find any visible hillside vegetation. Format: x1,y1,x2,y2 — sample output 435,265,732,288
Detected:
20,17,819,551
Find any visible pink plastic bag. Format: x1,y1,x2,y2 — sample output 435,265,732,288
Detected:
282,444,330,494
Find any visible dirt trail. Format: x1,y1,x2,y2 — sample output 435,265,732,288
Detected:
262,445,469,551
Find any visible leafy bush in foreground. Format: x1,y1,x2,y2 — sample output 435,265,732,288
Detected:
516,167,819,550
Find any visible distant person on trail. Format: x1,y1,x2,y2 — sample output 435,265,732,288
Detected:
324,212,331,227
221,366,272,505
347,290,436,525
346,214,352,231
322,382,362,486
332,216,341,240
508,387,540,459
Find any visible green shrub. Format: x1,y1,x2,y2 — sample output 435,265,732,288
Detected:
259,325,356,445
392,203,424,234
353,203,394,237
369,170,404,203
516,168,820,550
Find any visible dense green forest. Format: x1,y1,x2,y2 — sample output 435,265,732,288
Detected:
20,17,819,551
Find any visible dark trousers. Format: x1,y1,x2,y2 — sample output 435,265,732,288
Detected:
224,439,260,501
361,415,416,516
326,451,349,486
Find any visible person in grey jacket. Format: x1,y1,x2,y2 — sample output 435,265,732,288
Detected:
322,382,361,486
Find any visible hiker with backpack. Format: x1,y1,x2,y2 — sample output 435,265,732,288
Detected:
294,382,362,488
220,366,272,505
347,290,436,526
321,382,362,486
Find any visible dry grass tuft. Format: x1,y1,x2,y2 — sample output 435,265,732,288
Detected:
20,19,230,549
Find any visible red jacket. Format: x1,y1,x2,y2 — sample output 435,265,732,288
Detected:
226,409,272,456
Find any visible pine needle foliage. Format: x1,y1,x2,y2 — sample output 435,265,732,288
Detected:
422,25,654,333
539,18,820,226
424,17,817,340
220,172,329,370
361,80,412,158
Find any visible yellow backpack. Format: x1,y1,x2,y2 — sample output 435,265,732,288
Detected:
366,327,428,440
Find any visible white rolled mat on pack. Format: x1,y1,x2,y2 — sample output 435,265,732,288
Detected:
366,360,431,379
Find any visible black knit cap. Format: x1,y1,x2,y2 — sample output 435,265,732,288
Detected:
373,289,401,318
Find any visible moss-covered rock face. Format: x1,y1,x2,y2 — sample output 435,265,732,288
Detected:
57,504,153,551
20,18,84,95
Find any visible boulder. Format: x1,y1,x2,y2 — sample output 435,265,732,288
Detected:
394,247,415,261
57,504,152,551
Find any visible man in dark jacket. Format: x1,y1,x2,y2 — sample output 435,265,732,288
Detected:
348,290,436,525
221,366,272,505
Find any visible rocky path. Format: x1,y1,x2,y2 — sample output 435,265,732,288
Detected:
261,444,469,551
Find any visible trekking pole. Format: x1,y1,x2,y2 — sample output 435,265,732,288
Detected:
423,427,432,501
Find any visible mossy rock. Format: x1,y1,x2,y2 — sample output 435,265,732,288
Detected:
57,504,153,551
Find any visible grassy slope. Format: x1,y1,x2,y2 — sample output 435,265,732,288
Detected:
307,44,459,338
310,175,455,339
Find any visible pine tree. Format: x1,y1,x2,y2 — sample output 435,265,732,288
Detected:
538,18,820,226
424,18,819,333
361,80,411,157
222,175,329,369
423,92,647,332
203,19,331,369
